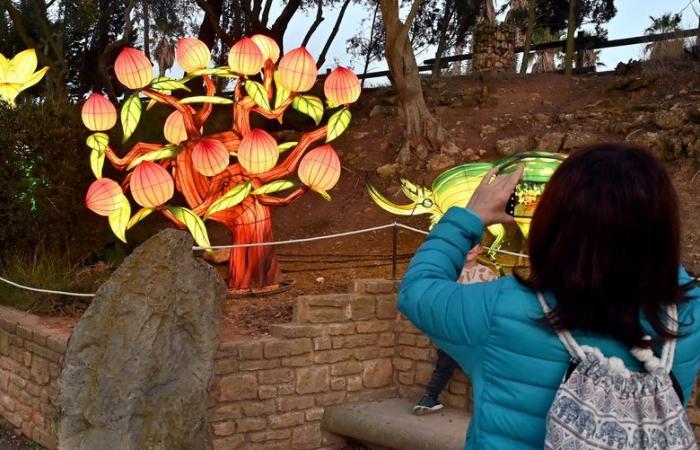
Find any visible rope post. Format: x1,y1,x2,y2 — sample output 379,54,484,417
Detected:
391,222,398,279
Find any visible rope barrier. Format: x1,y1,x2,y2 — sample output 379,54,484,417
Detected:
1,222,530,296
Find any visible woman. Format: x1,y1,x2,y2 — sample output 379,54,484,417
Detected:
399,144,699,449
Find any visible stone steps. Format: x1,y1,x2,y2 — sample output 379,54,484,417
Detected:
321,398,470,450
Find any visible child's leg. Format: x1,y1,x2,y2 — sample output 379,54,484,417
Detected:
424,348,459,400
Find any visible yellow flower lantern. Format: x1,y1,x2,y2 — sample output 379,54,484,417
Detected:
324,67,361,106
130,161,174,207
163,106,195,144
277,48,317,93
237,129,279,174
0,49,49,106
81,93,117,131
228,37,264,76
298,144,341,192
192,138,230,176
114,47,154,90
176,38,211,72
251,35,280,63
85,178,125,216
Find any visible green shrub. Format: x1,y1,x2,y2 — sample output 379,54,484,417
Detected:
0,101,110,263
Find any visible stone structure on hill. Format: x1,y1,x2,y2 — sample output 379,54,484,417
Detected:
58,229,226,450
473,23,516,73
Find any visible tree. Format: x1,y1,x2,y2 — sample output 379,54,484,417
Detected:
378,0,461,162
81,37,361,293
564,0,576,75
519,0,536,74
644,13,683,60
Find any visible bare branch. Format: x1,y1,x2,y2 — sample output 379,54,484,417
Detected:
302,0,324,47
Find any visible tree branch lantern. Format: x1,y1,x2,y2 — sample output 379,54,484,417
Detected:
82,36,361,294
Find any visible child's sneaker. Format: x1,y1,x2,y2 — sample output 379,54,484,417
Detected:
413,396,444,415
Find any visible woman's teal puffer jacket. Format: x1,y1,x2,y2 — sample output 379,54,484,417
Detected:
398,207,700,450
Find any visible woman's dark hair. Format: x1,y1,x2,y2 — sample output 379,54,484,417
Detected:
516,143,690,348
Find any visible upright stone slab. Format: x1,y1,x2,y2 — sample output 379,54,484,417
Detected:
59,229,225,450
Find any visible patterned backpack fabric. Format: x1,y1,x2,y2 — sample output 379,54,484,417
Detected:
537,293,698,450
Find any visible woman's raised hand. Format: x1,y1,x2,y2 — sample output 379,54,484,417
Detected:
466,166,524,226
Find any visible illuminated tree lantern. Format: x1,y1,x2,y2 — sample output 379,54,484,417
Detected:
298,144,341,192
192,138,230,176
324,67,361,106
85,178,125,216
175,38,211,72
163,106,195,144
277,48,317,92
227,37,264,76
81,93,117,131
114,47,154,90
130,161,174,207
251,34,280,63
237,129,279,174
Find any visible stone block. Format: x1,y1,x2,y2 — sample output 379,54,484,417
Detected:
282,354,313,367
208,404,242,421
214,358,238,375
211,421,236,436
269,324,325,339
399,346,431,361
376,331,394,347
249,429,291,443
258,385,277,400
30,356,50,386
0,393,16,412
305,407,324,422
315,391,346,407
247,441,290,450
356,321,392,333
397,333,416,346
398,371,415,385
213,435,245,450
313,349,352,364
296,366,330,394
294,295,352,324
276,395,314,412
323,323,356,336
392,358,413,371
236,416,267,432
259,368,293,384
237,341,263,360
349,295,375,320
330,361,362,376
264,339,312,359
278,384,295,395
376,295,398,319
269,411,305,429
415,362,435,385
362,359,393,388
330,377,346,391
347,375,363,392
415,336,431,348
219,373,257,401
449,381,468,395
313,336,332,351
241,399,276,417
240,359,280,371
332,334,378,349
346,387,397,403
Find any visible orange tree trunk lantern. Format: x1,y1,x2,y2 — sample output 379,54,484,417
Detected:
81,37,360,293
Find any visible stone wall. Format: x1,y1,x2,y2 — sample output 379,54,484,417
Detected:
0,306,68,449
472,22,516,73
1,280,700,448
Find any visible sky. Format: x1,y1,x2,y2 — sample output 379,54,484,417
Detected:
271,0,699,84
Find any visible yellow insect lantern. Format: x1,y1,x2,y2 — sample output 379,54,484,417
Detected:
85,178,126,216
0,49,49,106
192,138,230,177
277,48,317,93
114,47,154,90
298,144,341,199
81,93,118,131
228,37,264,76
251,34,280,63
175,38,211,73
237,129,279,174
130,161,175,208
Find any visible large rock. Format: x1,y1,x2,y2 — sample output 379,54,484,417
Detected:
563,131,600,151
654,110,686,130
495,136,530,156
59,229,226,450
536,132,565,152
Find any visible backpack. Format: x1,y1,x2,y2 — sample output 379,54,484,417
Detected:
537,293,697,450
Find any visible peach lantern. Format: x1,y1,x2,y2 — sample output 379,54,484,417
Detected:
324,67,361,106
298,144,341,192
277,48,317,92
176,38,211,72
81,93,117,131
228,37,264,76
85,178,125,216
130,161,174,207
251,34,280,63
114,47,154,90
237,129,279,174
163,106,195,144
192,138,230,176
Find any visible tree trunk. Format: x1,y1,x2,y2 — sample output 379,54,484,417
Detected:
564,0,576,76
316,0,352,68
519,0,535,74
223,199,281,291
142,0,150,59
431,2,453,79
361,3,380,88
379,0,460,162
301,0,323,47
196,0,229,48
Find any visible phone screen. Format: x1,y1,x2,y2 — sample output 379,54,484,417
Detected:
505,190,516,216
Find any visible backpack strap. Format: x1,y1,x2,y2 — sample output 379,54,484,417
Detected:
536,292,679,374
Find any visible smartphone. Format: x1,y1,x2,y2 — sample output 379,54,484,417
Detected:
505,190,517,216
